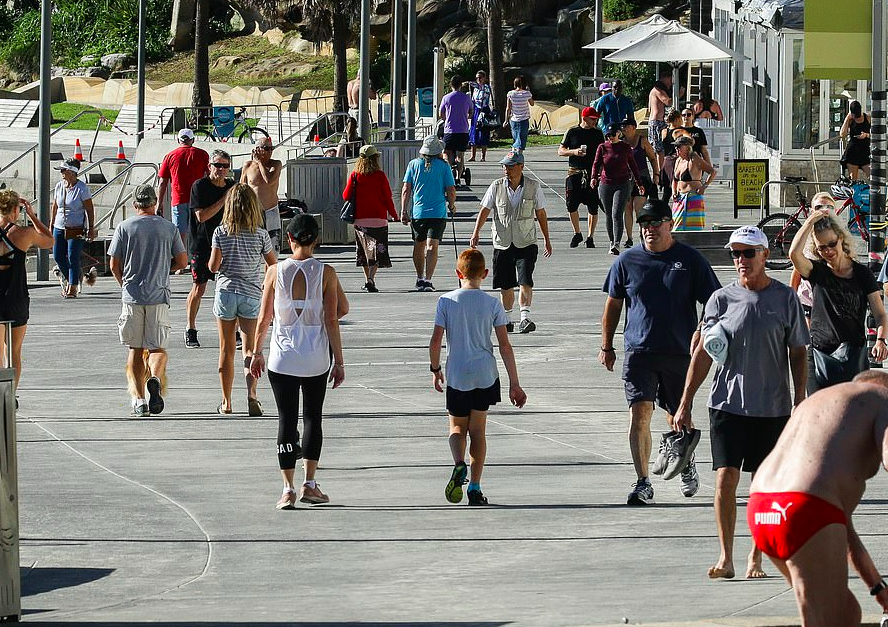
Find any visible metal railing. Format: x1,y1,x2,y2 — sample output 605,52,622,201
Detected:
279,111,351,148
89,162,160,229
160,104,284,144
809,135,848,184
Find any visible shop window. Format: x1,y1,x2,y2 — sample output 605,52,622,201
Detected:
791,38,820,150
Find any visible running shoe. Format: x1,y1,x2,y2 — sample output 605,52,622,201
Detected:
415,278,425,291
467,489,489,506
585,237,595,248
680,454,699,497
146,376,164,415
609,245,620,256
235,330,242,350
570,233,583,248
627,477,654,506
505,322,515,333
185,328,200,349
518,318,536,334
363,281,379,293
662,428,702,480
445,462,468,503
299,483,330,504
624,237,634,247
131,401,149,418
276,488,296,510
463,167,471,186
651,431,676,476
422,281,435,292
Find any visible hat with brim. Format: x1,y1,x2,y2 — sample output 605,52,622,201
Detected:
178,128,195,142
359,144,379,158
53,158,80,174
725,225,768,249
134,184,157,206
636,199,672,223
419,136,443,156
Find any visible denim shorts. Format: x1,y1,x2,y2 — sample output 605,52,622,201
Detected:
172,203,190,234
213,290,260,320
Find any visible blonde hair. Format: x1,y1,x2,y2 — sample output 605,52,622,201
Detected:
355,152,380,175
221,184,263,237
0,189,20,217
806,213,854,259
811,192,837,209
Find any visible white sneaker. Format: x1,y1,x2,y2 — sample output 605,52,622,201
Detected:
680,455,699,497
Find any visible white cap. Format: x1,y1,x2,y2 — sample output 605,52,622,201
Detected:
725,225,768,249
178,128,195,142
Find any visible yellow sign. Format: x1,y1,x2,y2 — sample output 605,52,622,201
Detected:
734,159,768,212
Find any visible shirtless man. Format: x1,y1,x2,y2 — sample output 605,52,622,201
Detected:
748,370,888,626
647,72,677,173
346,70,377,120
240,137,282,253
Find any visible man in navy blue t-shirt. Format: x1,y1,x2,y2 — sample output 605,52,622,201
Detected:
599,199,720,505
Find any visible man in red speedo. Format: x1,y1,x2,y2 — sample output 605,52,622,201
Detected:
749,370,888,626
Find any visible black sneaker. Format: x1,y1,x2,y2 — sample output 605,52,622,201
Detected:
463,167,471,186
624,237,634,247
627,477,654,506
415,278,425,291
467,489,488,506
185,329,200,349
445,462,468,503
422,281,435,292
235,330,242,350
505,321,515,333
569,233,583,248
146,376,164,415
585,237,595,248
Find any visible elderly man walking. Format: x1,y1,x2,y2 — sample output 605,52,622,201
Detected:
675,225,809,580
401,136,456,292
240,136,283,253
469,151,552,333
109,185,188,416
599,198,720,505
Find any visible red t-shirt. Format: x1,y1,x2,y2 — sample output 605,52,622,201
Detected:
159,145,209,206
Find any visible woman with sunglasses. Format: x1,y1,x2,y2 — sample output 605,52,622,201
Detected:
790,193,837,324
789,210,887,394
671,136,715,231
591,122,644,255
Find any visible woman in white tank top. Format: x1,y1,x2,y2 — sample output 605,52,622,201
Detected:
250,214,349,510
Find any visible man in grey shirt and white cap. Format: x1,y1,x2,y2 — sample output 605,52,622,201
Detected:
674,225,809,581
109,184,188,417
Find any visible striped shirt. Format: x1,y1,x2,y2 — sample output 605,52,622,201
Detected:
508,89,533,122
211,225,273,298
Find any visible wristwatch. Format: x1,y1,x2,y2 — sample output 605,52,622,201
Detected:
871,579,887,596
430,365,442,373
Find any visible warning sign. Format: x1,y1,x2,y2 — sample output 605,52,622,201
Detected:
734,159,768,215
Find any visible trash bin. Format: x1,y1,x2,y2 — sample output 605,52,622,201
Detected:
0,323,20,622
285,157,353,244
376,140,421,197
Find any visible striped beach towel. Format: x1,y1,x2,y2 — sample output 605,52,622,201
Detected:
672,193,705,231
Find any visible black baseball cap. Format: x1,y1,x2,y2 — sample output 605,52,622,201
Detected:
636,199,672,223
605,123,622,136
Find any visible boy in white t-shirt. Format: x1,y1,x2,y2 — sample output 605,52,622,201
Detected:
428,249,527,505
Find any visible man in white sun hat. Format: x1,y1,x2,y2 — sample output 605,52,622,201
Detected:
675,225,809,581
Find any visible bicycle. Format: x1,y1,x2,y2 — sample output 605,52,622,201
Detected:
756,176,870,270
187,107,270,144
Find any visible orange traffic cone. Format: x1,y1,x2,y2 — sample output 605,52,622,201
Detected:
116,141,126,160
313,134,320,144
73,139,83,161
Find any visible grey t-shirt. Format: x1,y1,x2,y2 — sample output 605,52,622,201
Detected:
108,214,185,306
703,280,810,417
211,225,273,299
434,288,510,391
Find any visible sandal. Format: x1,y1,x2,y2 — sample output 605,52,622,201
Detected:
247,397,263,417
217,402,232,415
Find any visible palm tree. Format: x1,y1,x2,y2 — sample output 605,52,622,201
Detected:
192,0,212,118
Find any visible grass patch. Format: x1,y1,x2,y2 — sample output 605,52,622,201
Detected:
489,133,564,149
51,103,119,130
146,35,358,90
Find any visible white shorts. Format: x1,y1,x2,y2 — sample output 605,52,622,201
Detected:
117,303,171,350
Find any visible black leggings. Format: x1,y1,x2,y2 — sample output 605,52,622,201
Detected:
268,369,328,469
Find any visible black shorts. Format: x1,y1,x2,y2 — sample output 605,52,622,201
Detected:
446,379,501,417
632,176,654,198
709,408,789,472
492,244,538,290
443,133,470,153
411,218,447,243
0,298,29,328
565,173,600,215
191,255,215,285
621,351,690,415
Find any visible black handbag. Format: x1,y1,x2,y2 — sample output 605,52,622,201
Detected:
340,173,356,224
811,343,868,388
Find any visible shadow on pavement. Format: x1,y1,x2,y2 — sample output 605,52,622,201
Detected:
21,566,115,596
21,623,510,626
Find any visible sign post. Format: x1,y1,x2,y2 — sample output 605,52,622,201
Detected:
733,159,769,219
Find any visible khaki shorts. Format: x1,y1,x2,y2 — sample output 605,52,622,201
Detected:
117,303,171,350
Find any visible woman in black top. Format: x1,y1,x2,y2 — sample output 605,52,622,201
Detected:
840,100,871,181
789,210,887,394
658,110,686,202
0,189,54,398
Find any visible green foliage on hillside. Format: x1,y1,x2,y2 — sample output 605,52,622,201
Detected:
0,0,174,78
603,0,640,21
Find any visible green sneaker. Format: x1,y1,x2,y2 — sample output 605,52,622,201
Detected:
445,462,468,503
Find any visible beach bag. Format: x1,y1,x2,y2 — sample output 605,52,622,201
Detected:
339,173,356,224
812,343,868,388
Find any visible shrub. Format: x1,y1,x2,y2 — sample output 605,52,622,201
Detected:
603,0,640,21
605,61,656,107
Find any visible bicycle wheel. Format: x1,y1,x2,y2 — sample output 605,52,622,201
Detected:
238,126,270,144
757,213,802,270
193,129,215,142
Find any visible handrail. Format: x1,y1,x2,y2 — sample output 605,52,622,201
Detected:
91,163,159,229
758,178,842,220
159,104,284,143
278,111,351,147
809,135,847,184
0,108,105,177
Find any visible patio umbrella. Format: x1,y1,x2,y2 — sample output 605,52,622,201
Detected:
582,14,674,50
604,21,737,105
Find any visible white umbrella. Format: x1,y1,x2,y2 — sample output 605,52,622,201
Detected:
604,21,737,105
582,14,673,50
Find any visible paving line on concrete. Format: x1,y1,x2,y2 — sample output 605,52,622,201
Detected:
20,410,214,617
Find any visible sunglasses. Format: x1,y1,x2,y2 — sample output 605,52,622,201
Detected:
730,248,762,259
257,145,272,151
813,203,834,210
638,219,666,228
210,162,231,169
681,113,693,117
816,239,840,252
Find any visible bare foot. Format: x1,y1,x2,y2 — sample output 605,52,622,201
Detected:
708,563,735,579
746,557,767,578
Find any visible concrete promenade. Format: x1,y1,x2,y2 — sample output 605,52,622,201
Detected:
13,145,888,626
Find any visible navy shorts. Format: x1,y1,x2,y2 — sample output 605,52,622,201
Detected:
446,379,501,418
492,244,538,290
621,351,690,415
443,133,470,153
709,408,789,472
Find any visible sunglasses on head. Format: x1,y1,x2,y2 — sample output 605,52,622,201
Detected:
730,248,762,259
639,219,666,228
817,239,840,252
211,162,230,169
